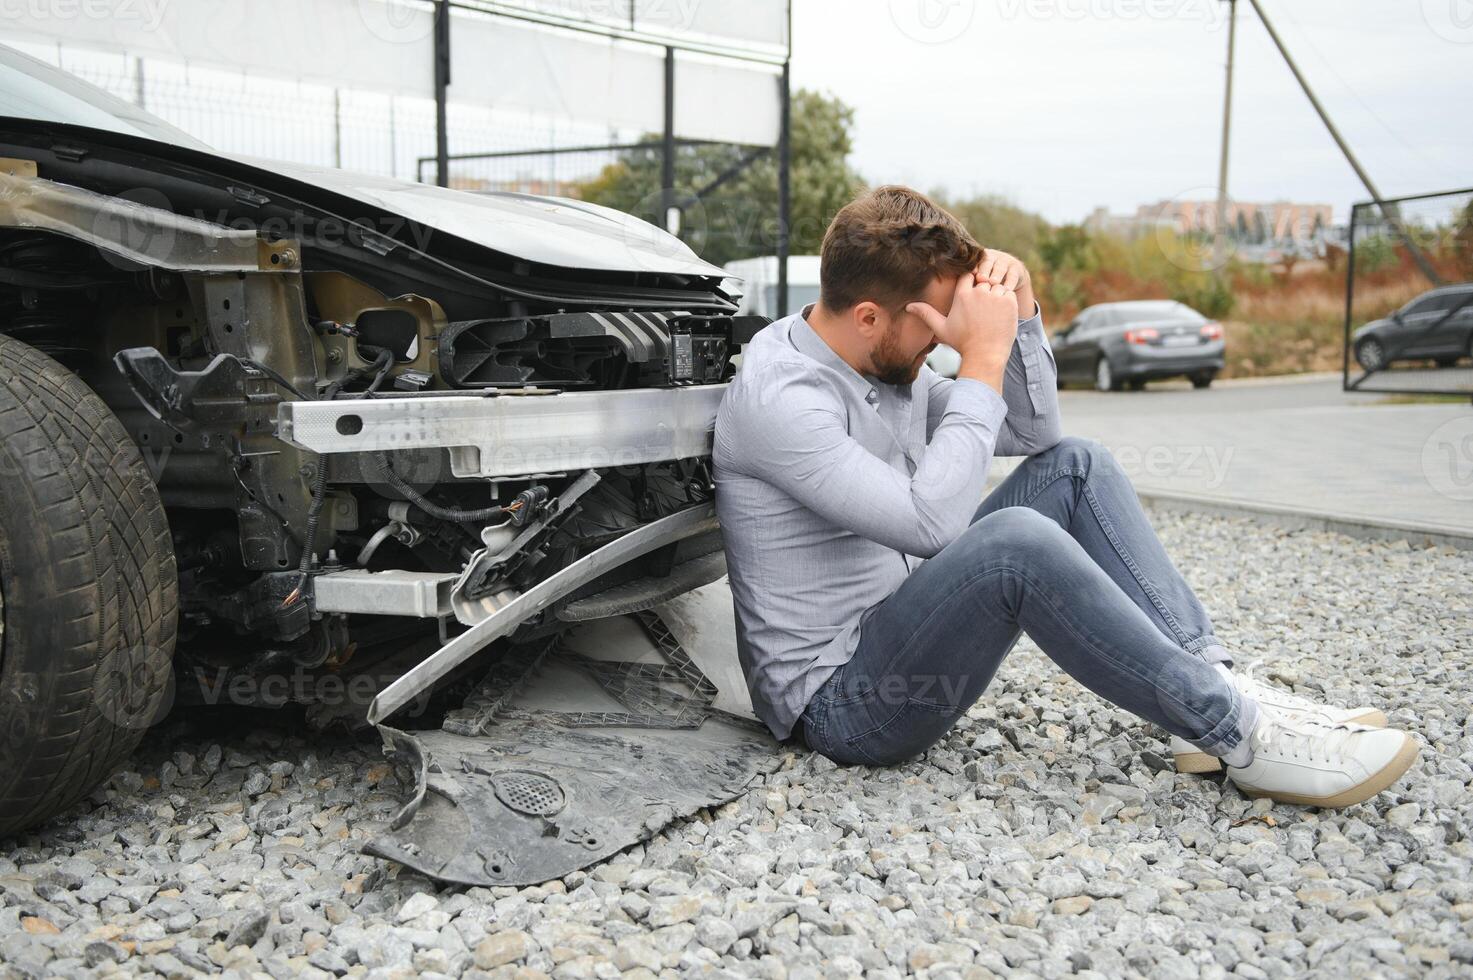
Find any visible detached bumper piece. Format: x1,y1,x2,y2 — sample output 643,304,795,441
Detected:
366,612,778,887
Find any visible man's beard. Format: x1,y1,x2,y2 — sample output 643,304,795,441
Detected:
868,322,927,386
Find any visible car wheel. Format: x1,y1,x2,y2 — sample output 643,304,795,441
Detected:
0,334,177,838
1190,372,1215,389
1094,357,1121,392
1434,356,1459,368
1126,378,1146,391
1355,337,1386,372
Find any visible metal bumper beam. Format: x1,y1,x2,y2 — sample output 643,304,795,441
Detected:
276,385,727,479
367,502,718,723
313,569,458,618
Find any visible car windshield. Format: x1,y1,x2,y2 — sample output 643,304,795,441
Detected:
0,43,209,150
1104,302,1205,325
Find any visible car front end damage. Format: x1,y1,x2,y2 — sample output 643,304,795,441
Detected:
0,102,781,883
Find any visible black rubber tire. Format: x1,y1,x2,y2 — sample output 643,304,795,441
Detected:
0,335,177,838
1355,337,1386,372
1190,372,1215,389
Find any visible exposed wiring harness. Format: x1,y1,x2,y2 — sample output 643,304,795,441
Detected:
277,344,554,607
366,451,527,524
280,344,398,608
240,358,311,402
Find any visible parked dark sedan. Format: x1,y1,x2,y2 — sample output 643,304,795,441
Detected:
1050,300,1225,391
1352,283,1473,372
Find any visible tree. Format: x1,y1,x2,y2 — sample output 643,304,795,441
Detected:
933,192,1049,263
572,89,865,267
1453,198,1473,281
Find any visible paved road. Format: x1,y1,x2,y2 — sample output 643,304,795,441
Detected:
989,374,1473,535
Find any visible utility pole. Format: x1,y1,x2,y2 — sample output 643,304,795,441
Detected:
1243,0,1441,285
1213,0,1236,269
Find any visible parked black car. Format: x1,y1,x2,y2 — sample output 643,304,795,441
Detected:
1050,300,1225,391
1352,283,1473,372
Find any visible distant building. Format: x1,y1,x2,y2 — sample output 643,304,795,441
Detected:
1085,200,1338,262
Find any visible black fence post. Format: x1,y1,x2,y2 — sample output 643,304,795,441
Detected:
662,46,676,234
777,57,792,318
434,0,451,188
1342,204,1357,391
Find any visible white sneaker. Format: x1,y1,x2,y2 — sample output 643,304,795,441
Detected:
1172,660,1386,774
1225,713,1419,808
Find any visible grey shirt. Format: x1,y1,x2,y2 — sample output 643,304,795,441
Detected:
713,303,1063,740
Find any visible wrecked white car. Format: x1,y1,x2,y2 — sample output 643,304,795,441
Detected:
0,45,777,884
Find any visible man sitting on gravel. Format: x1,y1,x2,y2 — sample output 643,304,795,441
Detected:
713,185,1417,809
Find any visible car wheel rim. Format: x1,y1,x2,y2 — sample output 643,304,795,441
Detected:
1360,340,1383,370
1096,361,1111,390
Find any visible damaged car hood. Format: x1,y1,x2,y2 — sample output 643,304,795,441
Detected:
238,156,724,278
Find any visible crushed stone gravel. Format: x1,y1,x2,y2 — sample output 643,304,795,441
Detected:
2,506,1470,979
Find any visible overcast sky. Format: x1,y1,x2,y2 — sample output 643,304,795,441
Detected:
789,0,1472,225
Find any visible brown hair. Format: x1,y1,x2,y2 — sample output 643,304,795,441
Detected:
818,185,984,313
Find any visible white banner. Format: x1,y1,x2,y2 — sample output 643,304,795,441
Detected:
0,0,781,145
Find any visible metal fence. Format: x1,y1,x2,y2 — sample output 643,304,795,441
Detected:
19,41,628,182
14,11,792,301
1343,188,1473,400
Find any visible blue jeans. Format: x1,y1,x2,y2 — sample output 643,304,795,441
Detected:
796,435,1257,767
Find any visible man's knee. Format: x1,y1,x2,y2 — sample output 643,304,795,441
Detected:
1037,434,1106,468
961,505,1069,558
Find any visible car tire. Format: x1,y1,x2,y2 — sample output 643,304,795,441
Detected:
0,334,177,838
1094,357,1121,392
1190,372,1215,389
1126,378,1146,391
1355,337,1386,372
1434,356,1459,368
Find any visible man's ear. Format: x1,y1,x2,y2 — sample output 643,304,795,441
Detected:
850,300,887,342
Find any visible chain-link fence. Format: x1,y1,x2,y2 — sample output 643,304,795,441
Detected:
10,39,634,182
1344,189,1473,399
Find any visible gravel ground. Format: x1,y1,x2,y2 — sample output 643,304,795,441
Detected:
2,506,1471,980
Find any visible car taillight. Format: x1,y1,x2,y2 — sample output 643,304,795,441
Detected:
1200,322,1223,340
1124,327,1159,345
